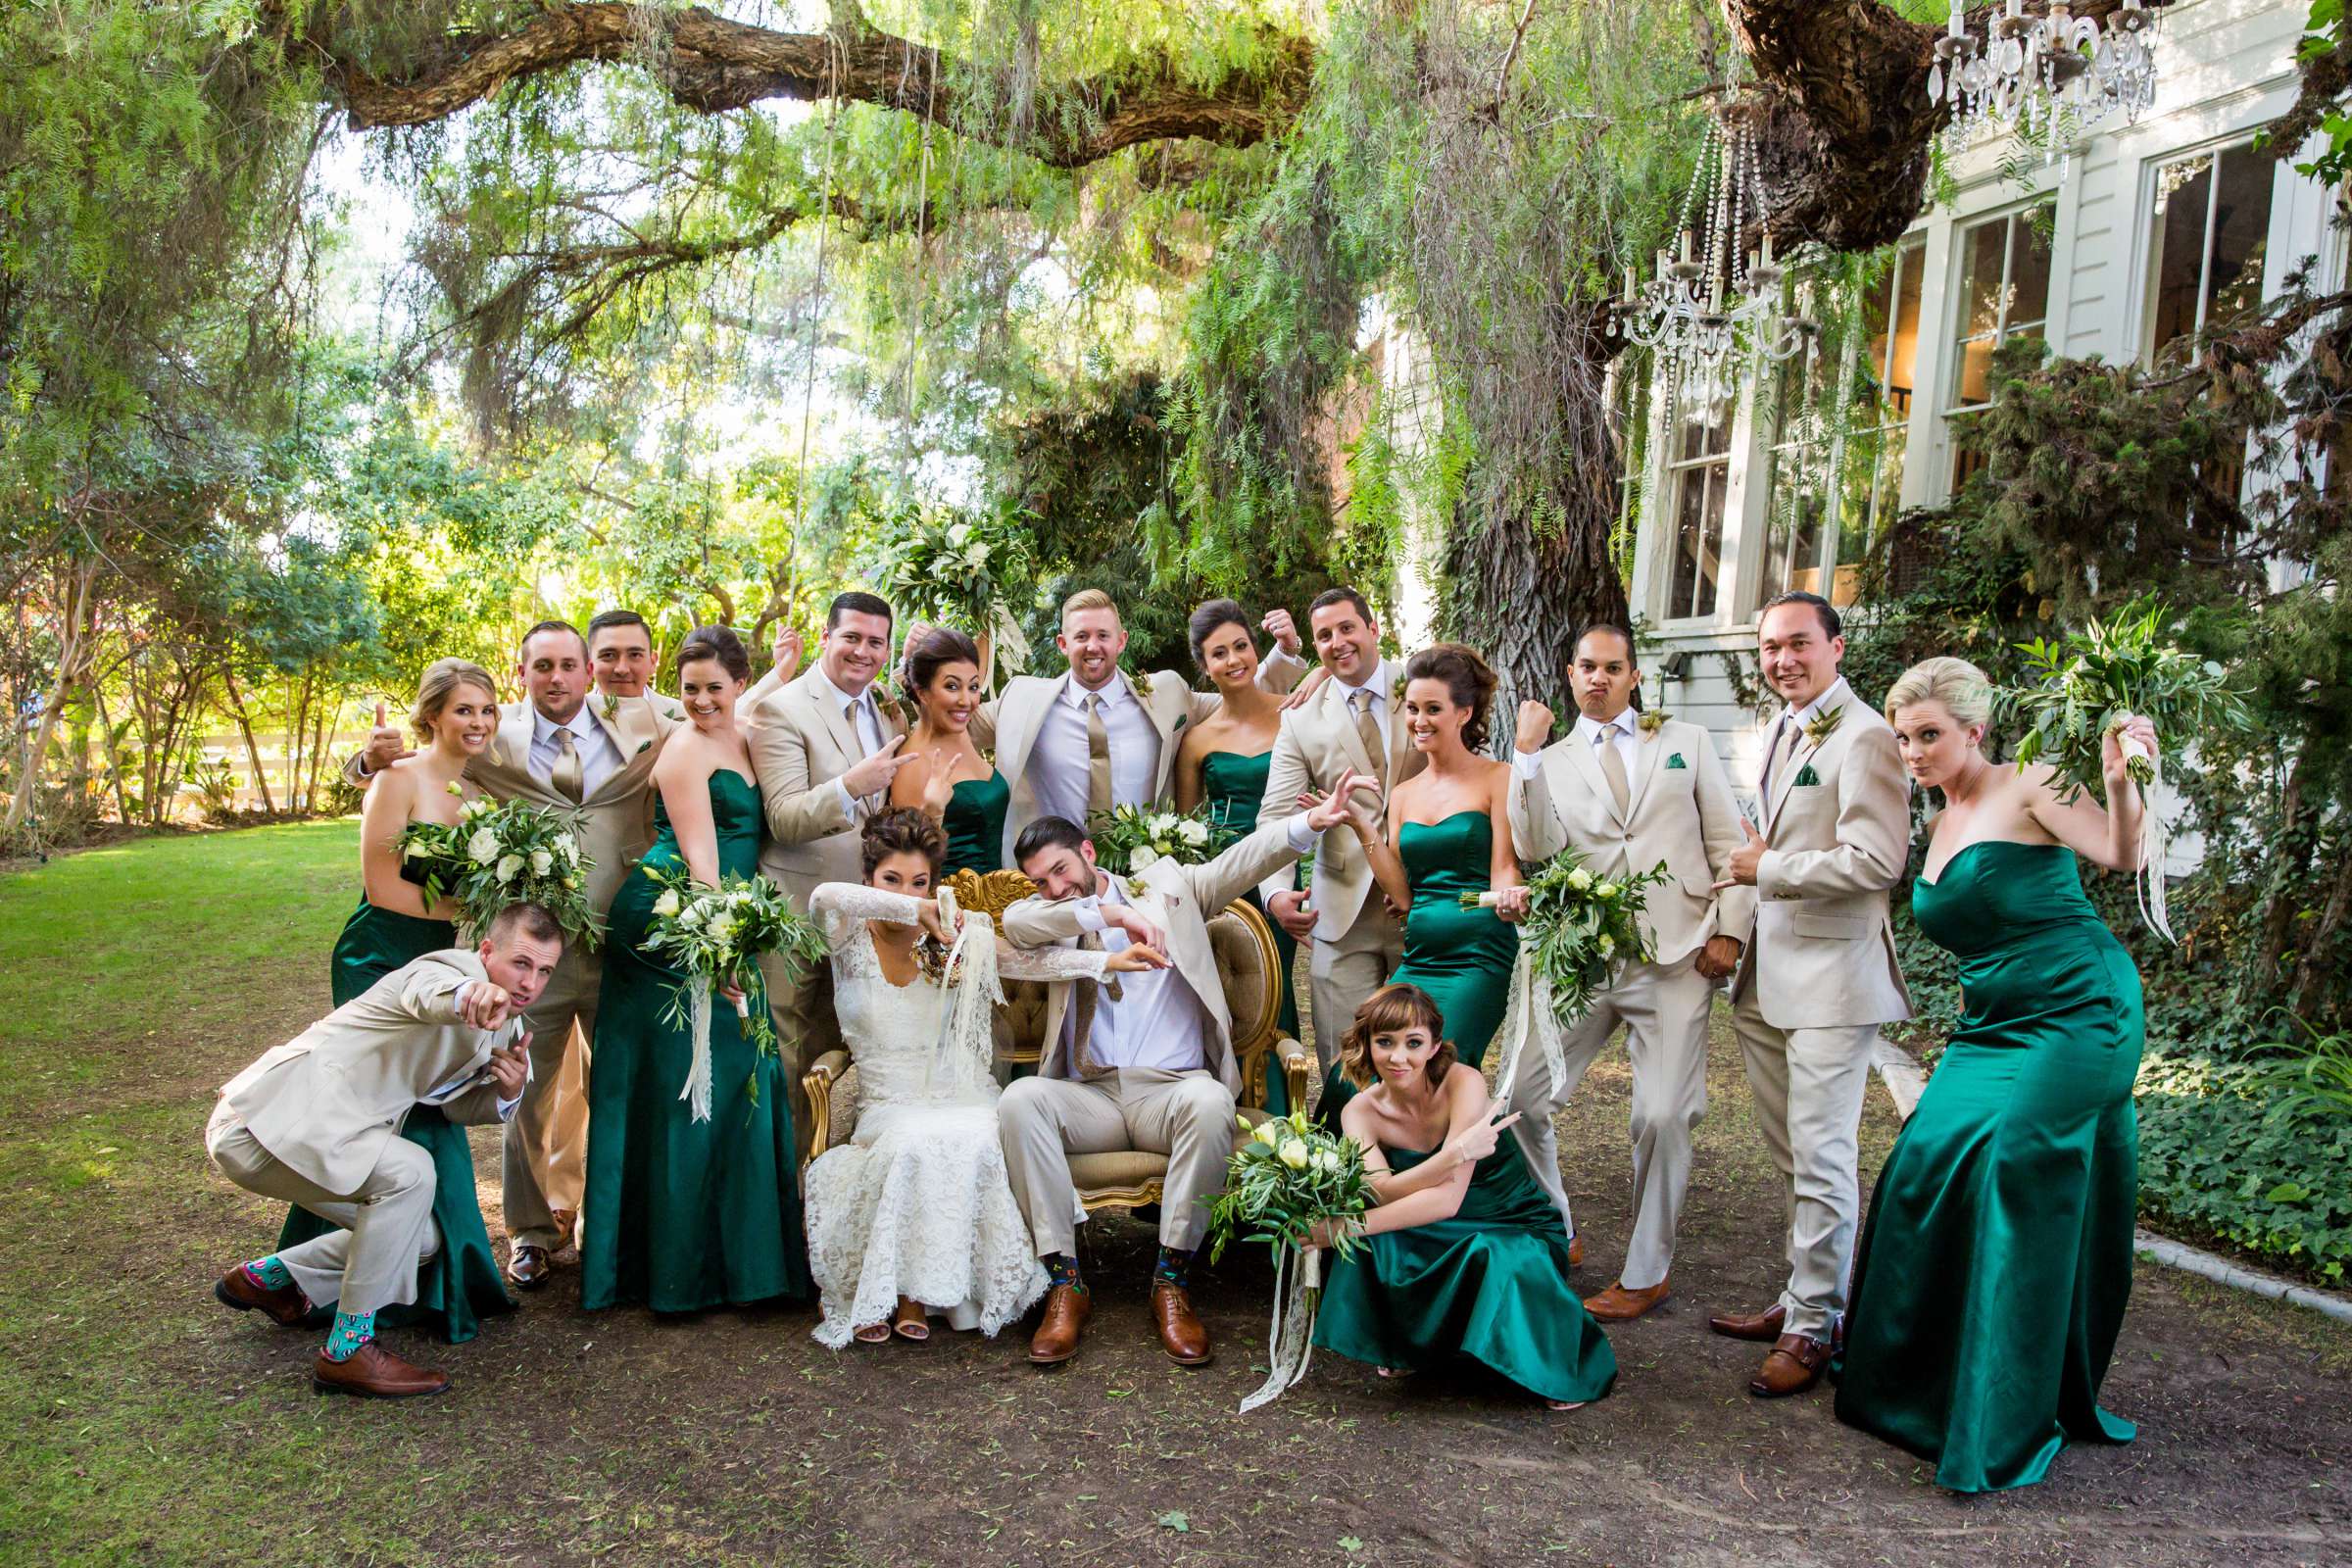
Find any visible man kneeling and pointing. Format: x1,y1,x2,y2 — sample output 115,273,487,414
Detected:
206,904,560,1398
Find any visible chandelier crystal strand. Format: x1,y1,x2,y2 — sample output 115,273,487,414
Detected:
1929,1,2160,157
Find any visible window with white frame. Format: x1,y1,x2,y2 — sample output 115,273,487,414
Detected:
1945,205,2055,490
2145,141,2275,365
1662,400,1733,622
1756,239,1924,613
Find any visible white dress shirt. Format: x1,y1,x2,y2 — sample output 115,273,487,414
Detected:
528,705,625,799
1063,878,1210,1073
1336,661,1395,755
815,665,890,816
1511,706,1640,781
420,985,528,1120
1030,674,1158,828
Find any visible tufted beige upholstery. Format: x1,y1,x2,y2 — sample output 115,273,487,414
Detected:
802,868,1314,1215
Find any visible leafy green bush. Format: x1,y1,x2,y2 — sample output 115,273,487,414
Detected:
2134,1053,2352,1287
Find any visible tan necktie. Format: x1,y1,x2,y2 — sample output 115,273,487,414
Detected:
552,726,584,804
1351,689,1385,784
1596,725,1631,815
1085,693,1112,819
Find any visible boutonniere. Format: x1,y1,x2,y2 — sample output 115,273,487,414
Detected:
1801,705,1844,749
1638,710,1670,736
601,693,621,721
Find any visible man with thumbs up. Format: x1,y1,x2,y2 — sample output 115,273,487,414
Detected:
1707,592,1910,1399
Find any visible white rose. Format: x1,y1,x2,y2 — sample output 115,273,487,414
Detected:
1567,867,1593,892
1313,1148,1339,1173
677,904,705,928
464,799,490,818
1132,846,1161,870
1278,1140,1309,1170
402,842,426,861
553,833,578,863
1251,1121,1281,1148
1180,820,1210,848
652,891,681,918
495,853,523,883
710,914,738,941
530,849,553,877
1599,934,1615,956
947,521,972,547
1596,882,1620,900
467,829,499,863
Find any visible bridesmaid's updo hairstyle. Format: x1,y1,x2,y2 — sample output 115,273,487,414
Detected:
903,625,982,695
676,624,752,685
413,658,498,745
1338,983,1456,1090
1186,598,1252,666
861,807,947,881
1402,642,1498,754
1884,657,1994,732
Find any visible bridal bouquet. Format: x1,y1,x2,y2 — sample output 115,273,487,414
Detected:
2003,599,2248,939
1466,847,1674,1028
1207,1109,1374,1412
399,791,601,948
1086,803,1216,878
637,866,828,1120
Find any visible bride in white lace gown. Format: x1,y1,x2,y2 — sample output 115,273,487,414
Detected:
803,810,1163,1348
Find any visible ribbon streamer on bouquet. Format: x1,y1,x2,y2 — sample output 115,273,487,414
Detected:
923,901,1004,1098
1488,940,1567,1114
679,975,715,1123
2120,722,2175,944
1239,1245,1323,1414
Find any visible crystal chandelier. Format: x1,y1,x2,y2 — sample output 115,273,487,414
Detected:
1612,114,1818,417
1928,0,2161,149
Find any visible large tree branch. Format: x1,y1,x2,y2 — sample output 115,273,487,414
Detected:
312,2,1312,169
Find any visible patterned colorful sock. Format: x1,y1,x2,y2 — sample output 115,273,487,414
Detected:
1043,1252,1084,1292
322,1309,375,1362
242,1256,292,1291
1152,1246,1194,1291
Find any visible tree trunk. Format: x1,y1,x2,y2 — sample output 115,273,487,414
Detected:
88,678,134,826
220,666,276,815
2245,748,2314,1004
2289,837,2352,1022
4,559,100,834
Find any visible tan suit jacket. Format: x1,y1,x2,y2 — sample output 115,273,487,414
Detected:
1510,717,1752,967
342,696,676,917
1729,677,1912,1030
1257,668,1422,945
745,667,911,910
218,951,514,1195
971,650,1304,867
1000,813,1309,1095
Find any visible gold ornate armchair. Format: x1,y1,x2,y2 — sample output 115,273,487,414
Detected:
802,867,1313,1217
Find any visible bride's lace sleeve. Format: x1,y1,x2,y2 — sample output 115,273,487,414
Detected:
807,882,922,943
996,937,1108,983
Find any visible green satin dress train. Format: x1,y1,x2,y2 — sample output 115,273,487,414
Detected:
279,892,514,1343
1200,748,1300,1115
1836,841,2141,1493
580,770,813,1313
1312,1138,1615,1404
1319,810,1518,1124
943,769,1010,876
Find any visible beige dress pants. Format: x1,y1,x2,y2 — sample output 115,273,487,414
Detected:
1508,956,1717,1291
504,943,600,1250
1307,905,1407,1071
207,1102,440,1316
1729,988,1879,1343
997,1067,1236,1256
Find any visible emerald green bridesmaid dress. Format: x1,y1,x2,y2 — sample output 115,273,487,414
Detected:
1318,810,1518,1124
1312,1138,1615,1404
1836,841,2141,1493
580,770,812,1313
1199,748,1300,1114
943,768,1010,876
280,885,514,1342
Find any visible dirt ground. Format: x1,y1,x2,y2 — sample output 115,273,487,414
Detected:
17,992,2343,1568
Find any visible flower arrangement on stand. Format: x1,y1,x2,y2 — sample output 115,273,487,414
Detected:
399,790,601,948
637,866,828,1122
1206,1108,1374,1412
871,497,1038,686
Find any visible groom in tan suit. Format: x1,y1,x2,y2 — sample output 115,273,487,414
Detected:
1258,587,1421,1070
745,591,916,1152
207,905,558,1397
1500,624,1751,1322
1711,591,1911,1397
351,620,677,1288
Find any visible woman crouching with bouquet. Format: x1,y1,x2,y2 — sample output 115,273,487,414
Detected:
1308,984,1616,1410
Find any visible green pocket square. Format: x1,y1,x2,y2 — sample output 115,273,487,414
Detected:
1665,753,1687,769
636,740,652,754
1792,763,1821,787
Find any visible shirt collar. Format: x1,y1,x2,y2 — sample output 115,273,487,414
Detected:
815,663,874,714
1063,673,1129,711
1783,678,1844,731
1339,661,1393,704
534,704,600,747
1575,709,1634,744
1095,873,1129,906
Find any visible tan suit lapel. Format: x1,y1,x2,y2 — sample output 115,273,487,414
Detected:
1561,729,1619,827
808,678,864,767
1329,681,1378,780
997,676,1059,788
1764,680,1852,837
1624,724,1667,818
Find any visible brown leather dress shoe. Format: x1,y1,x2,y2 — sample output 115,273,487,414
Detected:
1748,1333,1830,1397
312,1342,451,1399
216,1266,312,1328
1150,1282,1213,1365
1707,1302,1786,1342
1567,1234,1585,1269
1028,1284,1091,1365
507,1243,551,1291
1583,1279,1671,1322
